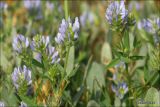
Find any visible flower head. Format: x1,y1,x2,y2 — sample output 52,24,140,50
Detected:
80,11,95,27
23,0,41,9
45,45,60,64
30,35,49,51
106,0,128,24
112,82,128,99
46,1,54,11
12,34,29,54
55,17,80,44
138,19,154,33
12,65,32,89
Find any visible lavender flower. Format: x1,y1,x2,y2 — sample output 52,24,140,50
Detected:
154,18,160,29
23,0,41,9
12,65,32,89
137,19,154,33
0,101,5,107
55,17,80,44
80,12,88,27
115,61,126,71
19,102,27,107
0,2,8,10
112,82,128,99
46,45,60,64
12,34,29,53
80,11,95,27
30,35,49,51
128,1,140,11
46,1,54,11
106,0,128,24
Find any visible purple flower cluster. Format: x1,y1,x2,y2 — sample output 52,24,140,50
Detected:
30,35,60,64
12,34,29,54
55,17,80,44
30,36,50,51
12,65,32,89
45,46,60,64
138,18,160,44
112,82,128,99
23,0,41,9
106,0,128,24
138,19,154,33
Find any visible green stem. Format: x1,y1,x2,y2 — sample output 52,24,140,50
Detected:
126,63,132,106
64,0,68,20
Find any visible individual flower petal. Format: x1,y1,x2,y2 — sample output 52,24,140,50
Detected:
19,101,27,107
72,17,80,33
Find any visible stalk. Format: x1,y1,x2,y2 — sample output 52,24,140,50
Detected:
64,0,68,20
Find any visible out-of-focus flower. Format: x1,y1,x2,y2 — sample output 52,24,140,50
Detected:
46,45,60,64
12,65,32,89
106,0,128,24
12,34,29,54
112,82,128,99
55,17,80,44
46,1,54,11
0,101,5,107
80,11,95,27
19,101,27,107
23,0,41,9
128,1,140,11
0,2,8,10
138,19,154,33
80,12,88,27
73,17,80,39
30,35,49,51
154,18,160,29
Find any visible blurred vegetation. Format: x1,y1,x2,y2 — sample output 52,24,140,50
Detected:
0,0,160,107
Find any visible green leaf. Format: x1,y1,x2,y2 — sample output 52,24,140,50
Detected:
102,90,111,106
68,64,79,78
129,56,144,61
87,100,100,107
101,42,112,65
73,86,85,106
19,94,37,106
106,58,121,69
66,46,75,77
123,30,130,52
114,97,121,106
32,59,44,68
144,87,160,107
86,62,105,93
